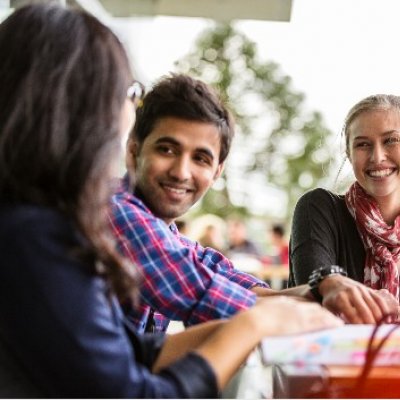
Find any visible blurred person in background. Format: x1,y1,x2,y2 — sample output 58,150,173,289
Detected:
198,223,225,252
262,223,289,266
226,218,262,260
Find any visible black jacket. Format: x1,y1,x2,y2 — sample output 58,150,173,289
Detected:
0,204,217,398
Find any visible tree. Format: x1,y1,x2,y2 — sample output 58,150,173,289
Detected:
175,23,334,220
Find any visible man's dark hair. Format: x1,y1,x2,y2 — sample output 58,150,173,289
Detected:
132,74,235,163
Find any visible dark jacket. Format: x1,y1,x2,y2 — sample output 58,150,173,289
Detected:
0,204,217,398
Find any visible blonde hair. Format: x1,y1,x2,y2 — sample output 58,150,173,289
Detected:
343,94,400,155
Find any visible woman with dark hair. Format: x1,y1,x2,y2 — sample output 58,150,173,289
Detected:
0,4,342,398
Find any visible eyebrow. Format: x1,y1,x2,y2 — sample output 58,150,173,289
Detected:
353,130,400,140
154,136,216,160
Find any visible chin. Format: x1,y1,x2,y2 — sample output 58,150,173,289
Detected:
159,209,185,221
366,188,397,200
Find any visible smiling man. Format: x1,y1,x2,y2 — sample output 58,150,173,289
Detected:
109,75,396,333
109,74,270,333
132,117,224,224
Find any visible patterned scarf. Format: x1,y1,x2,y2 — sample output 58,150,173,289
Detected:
345,182,400,302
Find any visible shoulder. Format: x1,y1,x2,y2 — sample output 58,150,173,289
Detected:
292,188,349,230
111,188,153,219
297,187,343,203
0,204,73,239
295,188,345,210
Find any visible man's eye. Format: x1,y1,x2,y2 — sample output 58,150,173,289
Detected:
386,136,400,145
195,156,211,165
157,146,173,154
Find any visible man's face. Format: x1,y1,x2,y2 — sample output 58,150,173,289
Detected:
127,117,224,224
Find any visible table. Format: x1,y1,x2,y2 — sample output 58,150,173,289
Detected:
260,324,400,398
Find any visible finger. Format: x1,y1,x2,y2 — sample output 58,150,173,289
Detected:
323,292,361,324
347,289,380,324
357,290,386,323
371,290,398,320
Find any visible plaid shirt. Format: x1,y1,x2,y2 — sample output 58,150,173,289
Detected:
109,176,268,332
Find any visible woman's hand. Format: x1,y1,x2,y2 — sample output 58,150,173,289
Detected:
252,296,343,337
319,275,398,323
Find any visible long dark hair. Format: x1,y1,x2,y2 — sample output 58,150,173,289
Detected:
0,3,138,301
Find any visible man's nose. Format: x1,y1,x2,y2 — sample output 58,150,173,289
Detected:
168,156,191,181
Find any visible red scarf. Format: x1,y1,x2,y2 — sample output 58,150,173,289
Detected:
345,182,400,302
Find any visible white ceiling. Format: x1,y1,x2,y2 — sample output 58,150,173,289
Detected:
10,0,292,22
95,0,292,22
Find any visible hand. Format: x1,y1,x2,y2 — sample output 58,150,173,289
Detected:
319,275,398,324
376,289,400,323
253,296,343,337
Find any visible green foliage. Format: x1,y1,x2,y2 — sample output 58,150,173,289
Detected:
175,23,334,220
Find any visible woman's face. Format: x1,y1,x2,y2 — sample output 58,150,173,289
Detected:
347,108,400,201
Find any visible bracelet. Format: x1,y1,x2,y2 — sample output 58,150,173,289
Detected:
308,265,347,303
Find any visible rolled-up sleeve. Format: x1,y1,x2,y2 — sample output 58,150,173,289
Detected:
193,244,268,290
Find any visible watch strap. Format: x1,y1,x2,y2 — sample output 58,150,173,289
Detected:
308,265,347,303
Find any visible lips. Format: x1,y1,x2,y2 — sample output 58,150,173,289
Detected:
160,183,194,196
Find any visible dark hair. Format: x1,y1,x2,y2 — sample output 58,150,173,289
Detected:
272,224,285,237
0,4,138,301
132,73,235,163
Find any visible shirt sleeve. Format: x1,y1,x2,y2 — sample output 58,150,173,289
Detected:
288,189,341,286
0,209,218,399
191,241,268,289
110,195,257,325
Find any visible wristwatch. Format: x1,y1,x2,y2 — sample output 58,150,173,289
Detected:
308,265,347,303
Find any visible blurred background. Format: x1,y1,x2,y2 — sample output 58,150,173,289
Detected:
2,0,400,270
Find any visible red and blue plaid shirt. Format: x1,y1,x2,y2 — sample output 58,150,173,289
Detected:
109,176,268,332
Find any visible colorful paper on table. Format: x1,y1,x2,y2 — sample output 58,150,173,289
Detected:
260,324,400,366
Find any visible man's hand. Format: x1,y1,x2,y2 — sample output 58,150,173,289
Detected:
319,274,399,324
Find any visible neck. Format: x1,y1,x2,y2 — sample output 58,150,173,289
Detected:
375,196,400,226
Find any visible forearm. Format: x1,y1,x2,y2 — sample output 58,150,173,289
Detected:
152,320,225,372
192,309,264,389
251,284,314,301
154,313,262,391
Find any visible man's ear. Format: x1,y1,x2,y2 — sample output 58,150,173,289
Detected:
213,162,225,181
125,138,138,174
